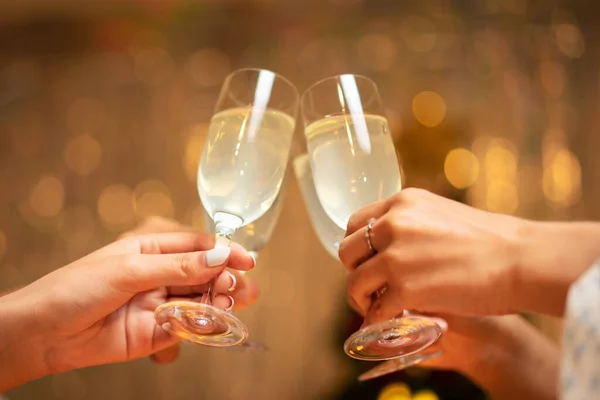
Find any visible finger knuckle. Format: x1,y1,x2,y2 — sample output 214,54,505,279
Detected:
380,250,402,273
137,237,161,254
374,215,402,240
171,253,195,280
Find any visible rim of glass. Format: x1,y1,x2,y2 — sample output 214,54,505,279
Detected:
300,73,380,103
226,67,300,100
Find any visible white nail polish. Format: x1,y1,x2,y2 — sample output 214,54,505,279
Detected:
228,273,237,292
226,296,234,311
205,247,230,267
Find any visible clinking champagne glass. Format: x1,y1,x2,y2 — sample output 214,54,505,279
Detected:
155,68,298,347
294,151,446,379
300,74,442,361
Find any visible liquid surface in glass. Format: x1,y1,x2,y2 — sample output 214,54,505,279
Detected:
198,106,295,227
305,113,401,230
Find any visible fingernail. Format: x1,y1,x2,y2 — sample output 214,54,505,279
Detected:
226,296,234,311
249,252,257,268
205,247,230,267
228,273,237,292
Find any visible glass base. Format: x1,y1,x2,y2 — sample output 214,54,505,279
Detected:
344,316,442,361
154,301,248,347
359,347,444,381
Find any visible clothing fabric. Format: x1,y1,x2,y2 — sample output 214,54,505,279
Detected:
561,260,600,399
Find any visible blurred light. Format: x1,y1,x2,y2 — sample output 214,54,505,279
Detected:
542,128,567,167
97,184,135,229
377,383,411,400
188,48,230,87
183,124,208,181
0,230,6,262
412,91,446,128
134,47,174,86
29,175,65,218
133,180,174,220
538,61,566,99
356,33,397,72
486,180,519,214
555,24,585,58
67,97,105,134
412,389,440,400
400,16,437,52
64,134,103,176
18,202,59,232
444,148,479,189
485,139,518,181
543,149,581,207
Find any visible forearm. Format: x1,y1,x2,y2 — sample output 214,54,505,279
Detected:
515,221,600,316
0,293,49,392
463,316,559,400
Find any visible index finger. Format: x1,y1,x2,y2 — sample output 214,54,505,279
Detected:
93,232,255,271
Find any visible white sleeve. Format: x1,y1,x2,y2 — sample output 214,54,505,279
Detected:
560,260,600,399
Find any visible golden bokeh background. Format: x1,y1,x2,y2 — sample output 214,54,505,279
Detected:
0,0,598,399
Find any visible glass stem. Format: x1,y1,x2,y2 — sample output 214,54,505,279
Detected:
200,223,235,307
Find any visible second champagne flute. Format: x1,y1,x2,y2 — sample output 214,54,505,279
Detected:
155,68,298,347
301,74,441,361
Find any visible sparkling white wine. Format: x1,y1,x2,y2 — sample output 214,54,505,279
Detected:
198,106,295,230
293,154,344,259
305,114,401,230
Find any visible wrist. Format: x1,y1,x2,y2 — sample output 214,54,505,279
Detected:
0,291,51,392
514,221,600,316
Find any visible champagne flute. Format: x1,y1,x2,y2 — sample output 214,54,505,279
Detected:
301,74,442,361
294,151,447,377
155,68,298,347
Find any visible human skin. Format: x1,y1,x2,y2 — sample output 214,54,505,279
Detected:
339,188,600,323
0,226,256,392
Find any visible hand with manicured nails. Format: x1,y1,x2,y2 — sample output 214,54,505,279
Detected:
118,217,259,364
0,222,255,392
